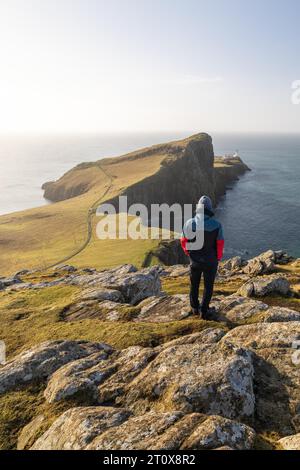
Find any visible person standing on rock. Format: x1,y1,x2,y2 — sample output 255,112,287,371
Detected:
180,195,224,319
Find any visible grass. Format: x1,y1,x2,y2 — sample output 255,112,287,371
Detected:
0,137,171,275
0,381,101,450
0,282,223,360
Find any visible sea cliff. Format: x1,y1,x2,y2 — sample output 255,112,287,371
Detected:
42,133,250,210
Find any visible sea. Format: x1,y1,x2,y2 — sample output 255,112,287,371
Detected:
0,132,299,259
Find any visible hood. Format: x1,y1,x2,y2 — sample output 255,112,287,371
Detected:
196,195,214,216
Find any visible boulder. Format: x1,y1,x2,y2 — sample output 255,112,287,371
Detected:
274,251,294,265
220,256,243,273
67,266,161,305
262,306,300,323
221,323,300,435
159,328,226,350
180,415,256,450
86,411,255,450
62,300,126,322
136,294,191,322
212,295,268,322
242,250,275,277
237,275,290,297
0,340,113,395
161,265,190,278
121,341,255,421
278,433,300,450
44,346,157,404
17,415,46,450
31,407,131,450
80,288,124,303
87,410,191,450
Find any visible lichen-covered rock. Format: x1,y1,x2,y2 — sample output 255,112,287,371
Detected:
137,294,191,322
242,250,275,277
213,296,268,322
31,407,131,450
180,415,256,450
86,412,255,450
237,275,290,297
121,341,255,421
0,340,113,395
66,266,161,305
278,433,300,450
262,306,300,323
17,415,46,450
220,256,243,273
221,322,300,350
98,267,162,304
44,346,157,404
62,299,126,322
161,265,190,278
222,323,300,435
80,288,124,303
87,410,190,450
159,328,226,350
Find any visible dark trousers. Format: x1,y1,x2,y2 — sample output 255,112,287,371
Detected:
189,261,218,315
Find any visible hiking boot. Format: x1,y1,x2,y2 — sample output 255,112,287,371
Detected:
201,307,217,321
191,307,199,316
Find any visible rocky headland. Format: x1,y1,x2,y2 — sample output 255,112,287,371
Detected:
42,133,249,209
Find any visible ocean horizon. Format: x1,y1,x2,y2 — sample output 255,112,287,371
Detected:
0,132,299,259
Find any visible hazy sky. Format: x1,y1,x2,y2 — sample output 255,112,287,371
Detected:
0,0,299,134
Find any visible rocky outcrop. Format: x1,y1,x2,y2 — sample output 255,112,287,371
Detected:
31,407,131,450
278,434,300,450
121,341,255,420
30,409,255,451
221,322,300,435
137,295,191,322
0,340,113,395
214,158,250,201
242,250,275,277
237,275,290,297
1,250,300,450
220,250,294,278
44,346,157,404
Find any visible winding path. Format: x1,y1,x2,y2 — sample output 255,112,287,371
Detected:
43,164,113,270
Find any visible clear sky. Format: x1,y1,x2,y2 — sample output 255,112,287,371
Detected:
0,0,299,134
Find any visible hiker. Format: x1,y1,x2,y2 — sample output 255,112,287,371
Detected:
180,195,224,319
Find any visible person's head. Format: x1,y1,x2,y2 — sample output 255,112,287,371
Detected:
197,195,214,214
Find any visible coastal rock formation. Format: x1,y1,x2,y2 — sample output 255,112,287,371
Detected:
237,274,290,297
242,250,275,277
31,407,131,450
1,249,300,450
30,409,255,451
44,346,157,404
0,341,113,395
222,322,300,435
137,294,191,322
121,341,255,420
42,134,249,217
